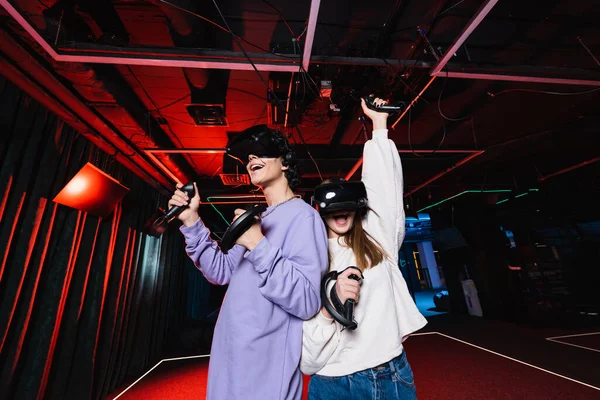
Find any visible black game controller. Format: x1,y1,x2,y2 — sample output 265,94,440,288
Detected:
321,266,364,330
220,204,267,254
153,182,196,227
362,95,406,114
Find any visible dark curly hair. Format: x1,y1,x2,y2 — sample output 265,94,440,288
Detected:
270,129,301,190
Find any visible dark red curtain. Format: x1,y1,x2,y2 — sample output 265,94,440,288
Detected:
0,76,193,400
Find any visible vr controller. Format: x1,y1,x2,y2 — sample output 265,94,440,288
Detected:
220,204,266,254
153,182,266,253
153,182,196,227
321,266,364,330
362,95,406,114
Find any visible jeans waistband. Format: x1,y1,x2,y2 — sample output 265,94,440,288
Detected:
371,351,406,373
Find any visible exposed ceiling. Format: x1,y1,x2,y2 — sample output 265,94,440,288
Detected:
1,0,599,233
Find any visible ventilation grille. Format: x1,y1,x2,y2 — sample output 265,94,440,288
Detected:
219,174,250,186
186,104,227,126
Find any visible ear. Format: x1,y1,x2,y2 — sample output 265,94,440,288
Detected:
279,156,289,171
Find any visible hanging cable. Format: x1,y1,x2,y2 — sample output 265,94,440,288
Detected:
261,0,296,37
171,0,324,178
210,0,281,106
158,0,297,59
471,117,479,149
295,126,323,181
438,71,470,121
407,107,420,157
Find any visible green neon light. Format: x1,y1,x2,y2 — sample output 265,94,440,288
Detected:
496,198,510,204
514,192,529,198
210,204,231,226
417,189,512,213
206,197,231,226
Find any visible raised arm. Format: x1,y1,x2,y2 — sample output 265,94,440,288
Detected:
361,99,405,259
244,212,329,320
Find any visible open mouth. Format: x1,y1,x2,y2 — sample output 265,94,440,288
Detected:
332,212,349,224
249,164,265,172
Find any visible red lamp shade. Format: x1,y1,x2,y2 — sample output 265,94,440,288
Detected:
53,163,130,218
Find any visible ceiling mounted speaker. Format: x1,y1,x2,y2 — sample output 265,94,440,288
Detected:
53,163,130,218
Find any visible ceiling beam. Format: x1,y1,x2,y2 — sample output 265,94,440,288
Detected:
430,0,500,75
4,0,598,85
405,151,486,197
437,71,600,87
538,156,600,182
302,0,321,71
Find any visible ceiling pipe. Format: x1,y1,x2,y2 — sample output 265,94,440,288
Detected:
302,0,321,71
433,71,600,87
145,148,228,154
430,0,499,75
0,29,178,192
538,156,600,181
390,76,438,130
145,147,480,155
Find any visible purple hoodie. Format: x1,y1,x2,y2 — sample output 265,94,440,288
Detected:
180,198,328,399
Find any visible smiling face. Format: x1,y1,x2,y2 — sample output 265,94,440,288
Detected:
323,210,356,238
246,154,288,188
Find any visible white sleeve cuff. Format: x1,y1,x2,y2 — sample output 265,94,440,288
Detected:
372,129,388,140
316,310,335,325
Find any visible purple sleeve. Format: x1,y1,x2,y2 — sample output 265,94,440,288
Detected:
244,214,328,320
180,218,245,285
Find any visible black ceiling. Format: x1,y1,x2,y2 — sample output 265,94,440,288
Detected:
1,0,599,232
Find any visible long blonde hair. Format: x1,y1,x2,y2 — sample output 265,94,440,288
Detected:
330,213,386,272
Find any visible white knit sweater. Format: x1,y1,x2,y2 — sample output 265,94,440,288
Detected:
300,129,427,377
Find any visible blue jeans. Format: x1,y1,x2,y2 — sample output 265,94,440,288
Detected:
308,351,417,400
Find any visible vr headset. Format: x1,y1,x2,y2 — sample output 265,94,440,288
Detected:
227,125,285,162
311,178,368,215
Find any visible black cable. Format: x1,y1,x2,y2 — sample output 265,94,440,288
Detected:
260,0,296,37
154,94,190,111
158,0,298,59
295,126,323,181
435,0,466,18
126,66,201,169
471,117,479,149
407,107,420,157
381,58,430,105
407,101,446,156
438,71,470,122
210,0,281,106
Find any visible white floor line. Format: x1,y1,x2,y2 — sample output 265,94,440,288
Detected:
546,338,600,354
162,354,211,362
410,331,440,336
546,331,600,340
112,354,210,399
430,332,600,392
112,332,600,398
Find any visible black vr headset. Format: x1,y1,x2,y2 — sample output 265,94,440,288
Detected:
227,125,286,162
311,178,368,215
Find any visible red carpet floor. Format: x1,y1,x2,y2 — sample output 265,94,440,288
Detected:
106,334,600,399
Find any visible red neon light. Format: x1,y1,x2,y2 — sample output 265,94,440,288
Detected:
53,163,130,218
10,203,57,378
